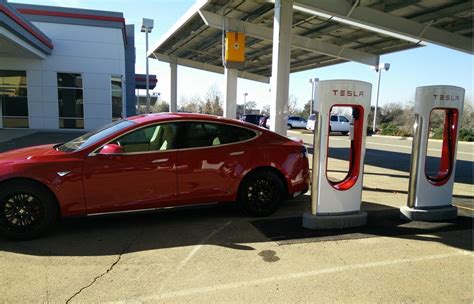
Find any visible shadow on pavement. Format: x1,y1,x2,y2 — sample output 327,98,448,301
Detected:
0,198,471,257
308,147,473,185
252,203,473,253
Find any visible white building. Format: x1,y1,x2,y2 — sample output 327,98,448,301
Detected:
0,0,137,130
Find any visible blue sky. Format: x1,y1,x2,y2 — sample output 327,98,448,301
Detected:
13,0,474,109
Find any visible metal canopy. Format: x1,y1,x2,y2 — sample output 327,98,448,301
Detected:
149,0,473,82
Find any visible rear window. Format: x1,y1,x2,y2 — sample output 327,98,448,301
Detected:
181,122,257,149
244,115,263,124
308,114,316,120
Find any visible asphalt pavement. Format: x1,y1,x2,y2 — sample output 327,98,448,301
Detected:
0,129,472,303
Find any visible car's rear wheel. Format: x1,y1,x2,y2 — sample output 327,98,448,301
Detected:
238,170,284,217
0,181,58,240
287,124,292,130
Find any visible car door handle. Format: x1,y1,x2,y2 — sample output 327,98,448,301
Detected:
152,158,169,163
229,151,245,156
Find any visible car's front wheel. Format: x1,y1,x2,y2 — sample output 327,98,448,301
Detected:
238,170,284,217
0,181,58,240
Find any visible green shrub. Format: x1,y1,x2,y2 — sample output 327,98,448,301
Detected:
431,127,473,142
379,123,411,137
459,128,474,142
431,127,444,140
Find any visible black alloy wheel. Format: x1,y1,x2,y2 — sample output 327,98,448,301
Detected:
239,170,284,217
0,182,58,240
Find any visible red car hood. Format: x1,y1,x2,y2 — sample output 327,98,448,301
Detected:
0,144,63,164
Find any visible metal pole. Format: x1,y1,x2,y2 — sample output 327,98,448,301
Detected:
372,68,382,133
145,30,150,113
407,115,423,208
310,111,323,215
310,80,314,115
243,93,247,115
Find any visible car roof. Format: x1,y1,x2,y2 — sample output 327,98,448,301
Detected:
127,112,262,130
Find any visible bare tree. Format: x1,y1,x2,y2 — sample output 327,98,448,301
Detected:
461,98,473,129
179,95,202,113
288,94,299,115
261,104,270,116
152,100,169,113
203,84,223,115
245,100,257,112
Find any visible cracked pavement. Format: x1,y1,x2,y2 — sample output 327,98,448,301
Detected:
0,132,472,302
65,227,142,303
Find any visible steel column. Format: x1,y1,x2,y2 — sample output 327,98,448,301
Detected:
270,0,293,135
224,68,238,118
170,62,177,112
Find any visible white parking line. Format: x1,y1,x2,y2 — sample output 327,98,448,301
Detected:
138,251,472,301
155,221,232,295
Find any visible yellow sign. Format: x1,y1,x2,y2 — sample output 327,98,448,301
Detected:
225,32,245,63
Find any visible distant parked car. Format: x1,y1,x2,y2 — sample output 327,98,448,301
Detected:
264,116,307,130
288,116,307,129
306,114,351,135
240,114,265,126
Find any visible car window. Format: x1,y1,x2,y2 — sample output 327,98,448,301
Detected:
330,115,338,122
308,114,315,120
339,116,350,122
111,122,178,153
181,122,256,149
57,120,136,152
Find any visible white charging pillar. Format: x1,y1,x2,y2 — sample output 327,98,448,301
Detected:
401,85,465,221
303,80,372,229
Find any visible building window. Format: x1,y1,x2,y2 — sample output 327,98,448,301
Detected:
0,70,28,128
111,75,123,121
58,73,83,129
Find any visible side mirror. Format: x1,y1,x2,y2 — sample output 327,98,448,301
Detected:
99,144,124,155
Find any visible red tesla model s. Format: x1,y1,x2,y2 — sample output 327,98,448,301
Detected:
0,113,309,239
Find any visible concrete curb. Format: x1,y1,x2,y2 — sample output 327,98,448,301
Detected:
302,211,367,230
400,205,458,221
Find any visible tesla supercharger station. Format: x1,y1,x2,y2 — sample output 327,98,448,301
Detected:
400,85,465,221
303,80,371,229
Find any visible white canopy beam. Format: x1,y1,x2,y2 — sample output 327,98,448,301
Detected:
293,0,473,54
199,10,380,67
152,53,270,84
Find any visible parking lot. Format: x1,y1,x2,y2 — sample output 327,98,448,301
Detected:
0,130,472,303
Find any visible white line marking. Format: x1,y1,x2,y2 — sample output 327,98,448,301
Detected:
176,221,231,273
139,251,473,301
155,221,232,296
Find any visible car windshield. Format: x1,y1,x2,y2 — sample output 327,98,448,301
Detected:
57,120,136,152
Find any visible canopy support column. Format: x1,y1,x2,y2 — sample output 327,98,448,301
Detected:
170,61,177,112
270,0,293,135
224,67,238,118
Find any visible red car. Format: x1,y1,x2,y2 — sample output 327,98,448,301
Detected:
0,113,309,239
